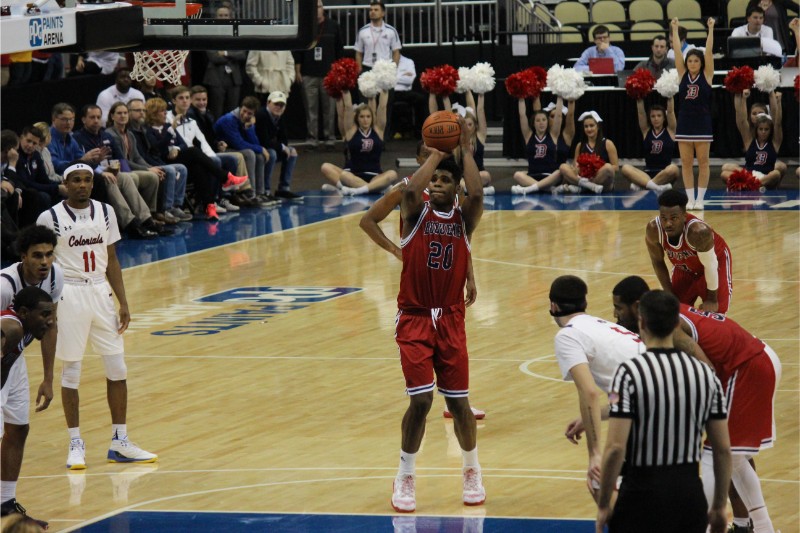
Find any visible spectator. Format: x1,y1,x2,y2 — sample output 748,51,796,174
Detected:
245,51,295,104
749,0,794,53
96,69,145,123
392,54,426,140
213,96,275,205
32,122,61,184
255,91,301,199
47,103,107,175
2,130,45,231
71,51,120,76
574,25,625,73
558,111,619,193
30,50,63,83
634,35,675,79
731,5,783,57
135,75,166,101
15,125,65,207
293,0,343,149
666,25,699,60
203,6,247,118
354,1,401,70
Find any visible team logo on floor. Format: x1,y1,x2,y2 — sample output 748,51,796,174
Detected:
150,287,361,336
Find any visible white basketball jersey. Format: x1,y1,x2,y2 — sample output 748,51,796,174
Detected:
554,314,645,392
36,200,121,282
1,262,64,311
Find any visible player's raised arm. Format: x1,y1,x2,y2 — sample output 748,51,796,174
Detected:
401,148,445,234
360,183,406,260
459,118,484,236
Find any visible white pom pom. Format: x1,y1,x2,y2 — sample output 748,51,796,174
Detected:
753,65,780,93
654,69,680,98
470,62,496,94
456,66,472,93
547,65,585,100
358,71,379,98
371,59,397,91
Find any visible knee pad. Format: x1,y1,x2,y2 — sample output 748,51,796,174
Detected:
102,353,128,381
61,360,83,389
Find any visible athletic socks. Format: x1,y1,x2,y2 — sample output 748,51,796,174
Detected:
68,427,81,440
696,187,707,205
112,424,128,441
1,481,17,503
686,187,696,204
461,447,480,469
398,450,417,477
645,180,660,191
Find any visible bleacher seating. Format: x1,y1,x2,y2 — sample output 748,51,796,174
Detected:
628,0,664,23
666,0,702,21
554,2,589,25
590,1,627,25
630,21,666,41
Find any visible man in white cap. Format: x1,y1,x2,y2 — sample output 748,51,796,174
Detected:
255,91,301,200
36,163,157,471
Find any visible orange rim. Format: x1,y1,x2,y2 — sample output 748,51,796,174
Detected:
129,1,202,17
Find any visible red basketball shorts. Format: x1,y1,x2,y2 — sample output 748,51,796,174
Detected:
672,249,732,313
394,306,469,397
723,344,781,454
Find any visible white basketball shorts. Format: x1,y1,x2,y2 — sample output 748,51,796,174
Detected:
56,281,124,361
1,355,30,431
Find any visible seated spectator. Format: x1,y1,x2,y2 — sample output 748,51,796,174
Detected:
15,125,66,207
125,99,193,222
136,75,167,101
511,95,566,194
753,0,794,53
2,130,46,230
321,89,398,195
574,25,625,73
667,26,700,60
71,51,120,76
32,122,62,183
721,89,785,188
255,91,302,199
213,96,275,206
392,54,426,141
97,69,145,123
731,5,783,57
558,111,619,193
620,98,679,192
72,104,163,238
634,36,675,79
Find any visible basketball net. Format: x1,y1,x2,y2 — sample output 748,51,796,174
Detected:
130,2,202,86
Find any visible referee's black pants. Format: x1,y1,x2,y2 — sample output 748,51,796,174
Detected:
610,463,707,533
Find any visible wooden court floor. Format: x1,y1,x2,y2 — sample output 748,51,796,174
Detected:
13,208,800,532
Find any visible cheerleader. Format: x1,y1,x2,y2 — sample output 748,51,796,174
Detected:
620,97,680,192
511,95,565,193
558,111,619,193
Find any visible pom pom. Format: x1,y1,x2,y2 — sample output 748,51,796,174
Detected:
505,66,547,99
456,66,472,94
753,65,780,93
420,64,460,96
371,59,397,91
576,153,605,179
724,66,755,94
654,69,680,98
547,64,586,101
625,68,656,100
726,168,762,191
323,58,360,98
358,70,379,98
470,62,496,94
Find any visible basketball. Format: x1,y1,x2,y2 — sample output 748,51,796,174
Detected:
422,111,461,152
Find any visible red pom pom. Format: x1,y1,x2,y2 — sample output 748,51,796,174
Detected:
726,169,762,191
323,58,360,98
795,74,800,102
505,66,547,99
625,68,656,100
420,65,460,96
724,66,755,94
576,153,605,179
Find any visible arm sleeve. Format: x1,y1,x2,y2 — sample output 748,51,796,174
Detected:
608,364,635,419
613,47,626,72
574,48,591,71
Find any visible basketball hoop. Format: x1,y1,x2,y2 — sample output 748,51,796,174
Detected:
129,1,202,86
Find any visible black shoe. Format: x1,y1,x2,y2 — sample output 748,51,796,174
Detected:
0,498,49,529
127,223,158,240
143,219,174,236
275,189,302,200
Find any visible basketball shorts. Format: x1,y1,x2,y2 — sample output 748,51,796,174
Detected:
395,306,469,397
722,345,781,454
343,169,380,182
671,250,732,313
56,281,125,361
644,168,662,179
1,355,30,432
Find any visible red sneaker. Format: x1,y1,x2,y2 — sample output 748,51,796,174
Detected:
222,172,248,191
205,203,219,221
443,407,486,420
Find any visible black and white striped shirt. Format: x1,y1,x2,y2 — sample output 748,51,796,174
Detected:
608,348,727,467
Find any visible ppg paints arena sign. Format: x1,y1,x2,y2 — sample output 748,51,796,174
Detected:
29,15,65,47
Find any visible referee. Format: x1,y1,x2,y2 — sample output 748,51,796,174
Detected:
595,290,732,533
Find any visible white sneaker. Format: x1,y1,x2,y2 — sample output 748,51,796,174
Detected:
510,185,525,195
391,474,416,513
321,184,340,193
462,467,486,506
107,438,158,464
341,185,362,196
214,202,227,214
219,198,240,212
563,185,582,194
589,183,603,194
67,438,87,470
482,186,495,196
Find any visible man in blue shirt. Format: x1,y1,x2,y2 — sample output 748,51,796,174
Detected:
574,25,626,73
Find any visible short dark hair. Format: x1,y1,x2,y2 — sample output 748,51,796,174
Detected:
592,25,610,39
638,290,680,338
677,26,688,41
51,102,75,119
79,104,101,119
549,275,588,314
435,157,463,183
21,125,44,141
658,189,688,210
241,96,260,111
1,130,19,152
14,225,57,257
13,286,52,313
613,276,650,306
746,4,765,17
370,0,386,10
190,85,208,96
652,35,667,45
170,85,191,100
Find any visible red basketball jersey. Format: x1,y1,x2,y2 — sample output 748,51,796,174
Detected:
398,203,470,309
679,303,764,382
655,214,730,276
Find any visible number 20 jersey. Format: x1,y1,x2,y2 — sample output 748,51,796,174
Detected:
36,200,121,282
398,203,470,310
